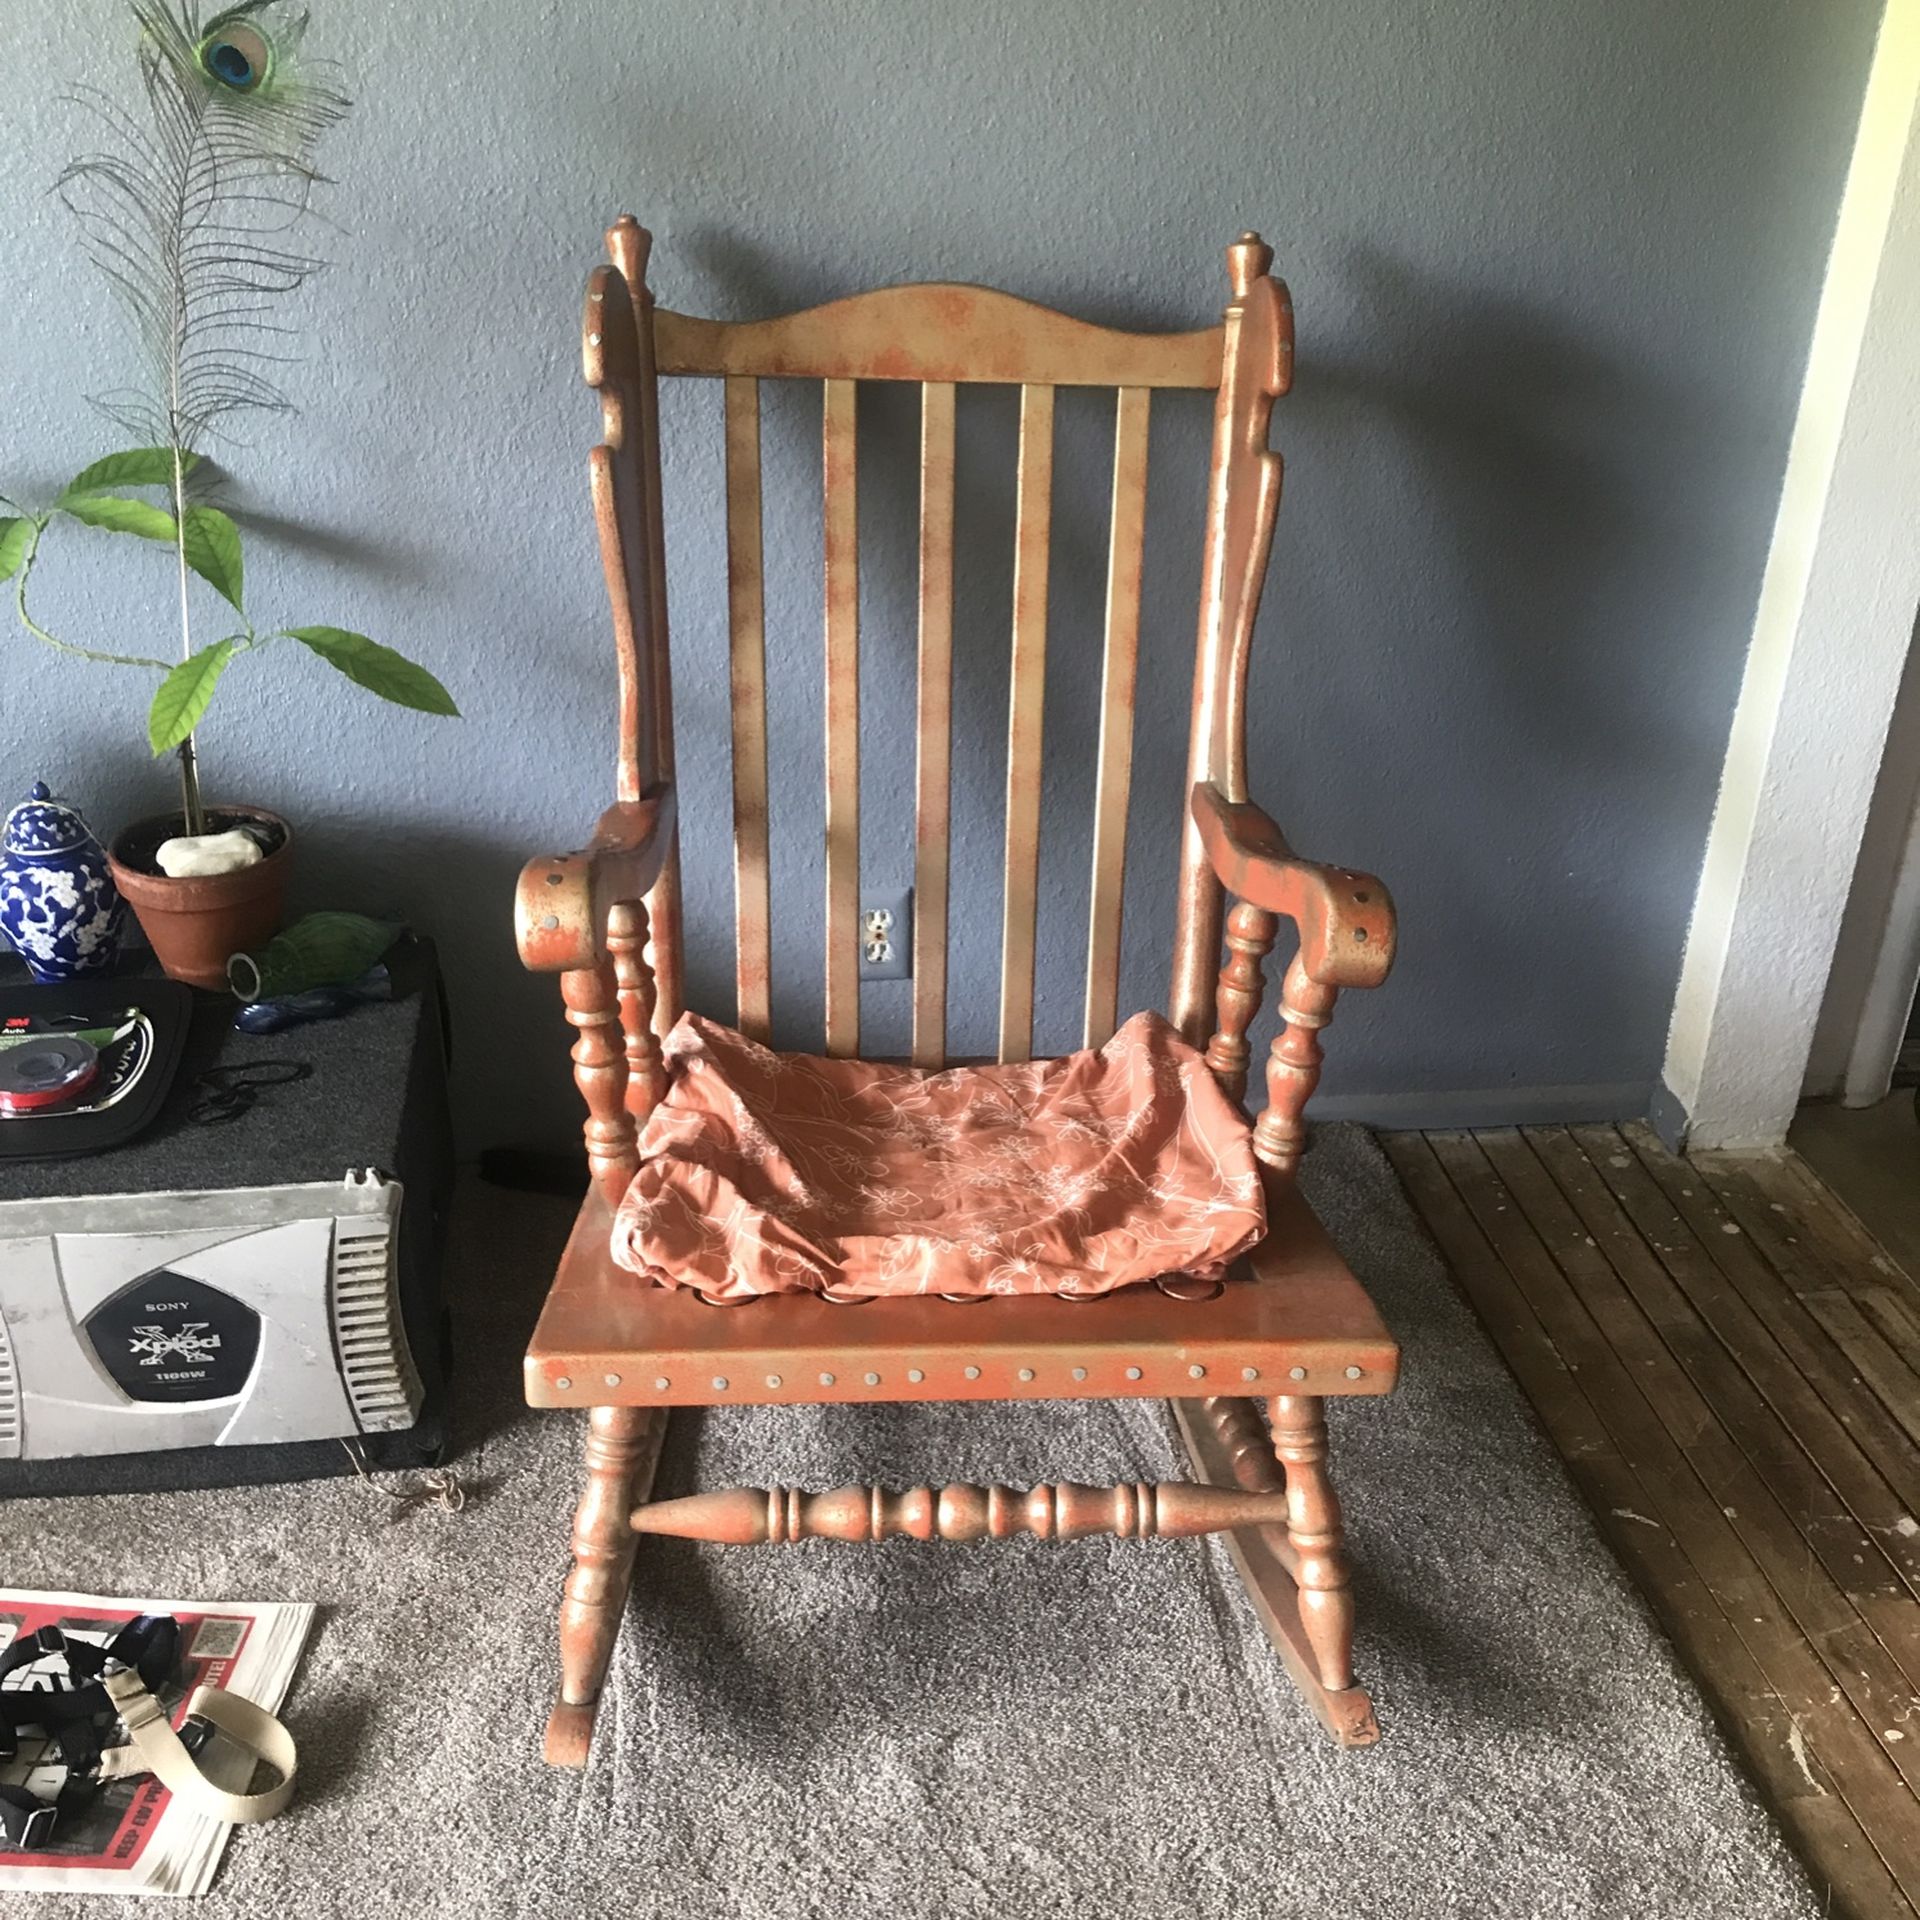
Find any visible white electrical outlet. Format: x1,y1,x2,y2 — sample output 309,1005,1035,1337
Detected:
859,888,912,980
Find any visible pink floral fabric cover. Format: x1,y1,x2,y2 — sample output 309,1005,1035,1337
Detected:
609,1010,1266,1303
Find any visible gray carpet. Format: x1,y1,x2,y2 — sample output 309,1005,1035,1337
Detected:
7,1127,1818,1918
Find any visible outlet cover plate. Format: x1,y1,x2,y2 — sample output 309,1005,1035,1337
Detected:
859,887,913,981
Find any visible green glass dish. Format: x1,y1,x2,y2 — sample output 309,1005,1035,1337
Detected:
227,912,401,1002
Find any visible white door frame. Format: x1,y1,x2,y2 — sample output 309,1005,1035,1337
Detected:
1658,0,1920,1151
1803,627,1920,1107
1840,772,1920,1105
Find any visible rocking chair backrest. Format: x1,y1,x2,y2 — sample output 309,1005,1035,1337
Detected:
584,218,1293,1070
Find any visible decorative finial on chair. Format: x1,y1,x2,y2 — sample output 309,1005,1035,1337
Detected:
607,216,653,293
1226,232,1273,298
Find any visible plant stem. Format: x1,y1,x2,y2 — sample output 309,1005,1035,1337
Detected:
12,519,173,670
169,446,204,835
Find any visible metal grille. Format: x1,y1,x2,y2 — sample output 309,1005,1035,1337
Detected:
327,1214,421,1434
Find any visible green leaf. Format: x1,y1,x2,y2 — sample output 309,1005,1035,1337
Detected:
60,448,200,500
148,639,238,755
0,518,30,583
60,494,178,542
286,626,460,717
181,506,244,609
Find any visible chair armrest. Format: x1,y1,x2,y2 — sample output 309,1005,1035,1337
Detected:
1190,781,1395,989
515,785,678,972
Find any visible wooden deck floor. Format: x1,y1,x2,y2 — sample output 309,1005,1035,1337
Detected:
1383,1122,1920,1920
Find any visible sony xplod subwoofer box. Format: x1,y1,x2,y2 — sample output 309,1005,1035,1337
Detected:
0,941,453,1496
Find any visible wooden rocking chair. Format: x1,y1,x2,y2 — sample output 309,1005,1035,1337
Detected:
514,217,1400,1767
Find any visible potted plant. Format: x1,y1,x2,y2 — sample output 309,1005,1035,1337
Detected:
0,2,455,987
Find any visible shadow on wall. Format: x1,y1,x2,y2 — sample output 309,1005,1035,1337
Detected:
288,817,589,1151
218,500,431,588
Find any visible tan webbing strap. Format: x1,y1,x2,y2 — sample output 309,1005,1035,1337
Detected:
98,1669,297,1824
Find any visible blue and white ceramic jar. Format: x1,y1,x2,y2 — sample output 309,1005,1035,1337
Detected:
0,783,127,982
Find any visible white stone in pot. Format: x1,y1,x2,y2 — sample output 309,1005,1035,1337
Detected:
154,829,264,878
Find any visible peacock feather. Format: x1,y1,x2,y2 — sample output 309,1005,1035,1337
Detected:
58,2,349,453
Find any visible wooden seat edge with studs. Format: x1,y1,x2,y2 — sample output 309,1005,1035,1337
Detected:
515,216,1401,1768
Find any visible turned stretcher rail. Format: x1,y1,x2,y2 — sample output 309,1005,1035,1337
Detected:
631,1479,1291,1544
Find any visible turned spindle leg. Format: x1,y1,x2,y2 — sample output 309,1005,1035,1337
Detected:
547,1405,663,1767
1268,1394,1355,1693
561,958,639,1205
606,897,668,1121
1252,953,1337,1175
1205,900,1279,1099
1170,1396,1379,1746
1198,1393,1286,1496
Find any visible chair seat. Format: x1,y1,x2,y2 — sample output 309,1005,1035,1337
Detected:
609,1011,1267,1304
527,1164,1398,1409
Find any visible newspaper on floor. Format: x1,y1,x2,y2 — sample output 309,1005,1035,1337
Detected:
0,1588,314,1897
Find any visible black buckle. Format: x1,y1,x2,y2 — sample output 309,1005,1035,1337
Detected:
0,1789,59,1854
14,1799,57,1853
0,1624,64,1685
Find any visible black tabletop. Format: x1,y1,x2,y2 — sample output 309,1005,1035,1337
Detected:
0,940,443,1202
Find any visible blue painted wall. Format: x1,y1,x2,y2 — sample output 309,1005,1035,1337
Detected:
0,0,1882,1149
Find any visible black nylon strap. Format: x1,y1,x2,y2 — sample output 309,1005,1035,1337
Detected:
0,1613,182,1854
0,1624,73,1683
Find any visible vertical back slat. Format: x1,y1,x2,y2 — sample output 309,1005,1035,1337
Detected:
913,382,957,1068
822,377,861,1057
998,382,1056,1064
725,376,772,1042
1083,385,1152,1049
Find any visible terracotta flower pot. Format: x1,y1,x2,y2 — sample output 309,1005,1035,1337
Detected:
108,806,294,990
